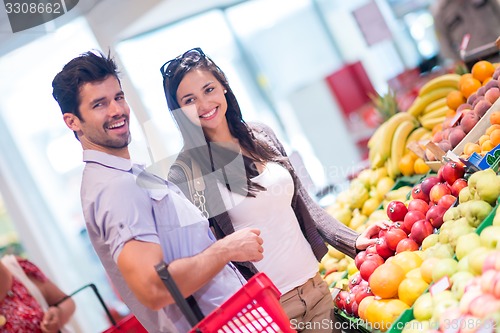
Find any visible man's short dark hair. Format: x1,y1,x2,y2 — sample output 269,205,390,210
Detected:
52,50,120,118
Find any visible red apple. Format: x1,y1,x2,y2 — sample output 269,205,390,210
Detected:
359,255,384,281
355,250,367,270
335,290,349,311
426,204,447,228
421,176,442,195
441,161,466,186
348,272,362,290
354,283,374,304
450,178,468,197
437,165,445,182
385,228,408,251
410,220,434,245
387,201,408,222
396,238,419,253
411,184,430,202
407,199,430,215
403,210,427,234
376,237,395,259
429,183,452,204
366,244,377,255
482,250,500,272
437,194,457,210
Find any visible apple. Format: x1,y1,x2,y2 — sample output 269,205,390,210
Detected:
407,199,429,215
426,204,448,228
421,233,439,251
480,226,500,249
429,182,452,204
355,250,367,269
479,269,498,293
385,228,408,250
376,237,395,259
450,271,475,299
432,258,458,283
335,290,349,311
396,238,419,253
348,272,362,289
437,194,457,210
450,178,468,197
386,200,408,222
421,176,441,196
410,220,434,245
441,161,466,186
354,283,374,305
366,244,378,255
469,294,500,318
411,184,430,202
403,210,426,234
359,255,384,281
455,233,482,260
482,250,500,272
468,247,493,276
413,293,433,321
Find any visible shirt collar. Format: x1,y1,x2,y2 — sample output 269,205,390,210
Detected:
83,150,134,172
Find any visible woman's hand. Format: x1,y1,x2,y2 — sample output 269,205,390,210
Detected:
355,220,392,250
40,306,62,333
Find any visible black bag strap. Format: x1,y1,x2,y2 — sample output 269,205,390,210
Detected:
155,262,204,329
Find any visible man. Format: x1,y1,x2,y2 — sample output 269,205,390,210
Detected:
52,50,264,332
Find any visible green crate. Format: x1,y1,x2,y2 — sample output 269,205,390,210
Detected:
475,198,499,235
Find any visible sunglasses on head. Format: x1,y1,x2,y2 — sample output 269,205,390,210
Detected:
160,47,206,78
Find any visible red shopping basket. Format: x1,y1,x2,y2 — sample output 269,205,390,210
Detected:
102,313,147,333
155,262,295,333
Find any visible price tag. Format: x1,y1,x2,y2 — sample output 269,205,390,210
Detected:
430,276,451,296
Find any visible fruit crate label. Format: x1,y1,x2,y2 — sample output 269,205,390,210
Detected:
429,276,451,296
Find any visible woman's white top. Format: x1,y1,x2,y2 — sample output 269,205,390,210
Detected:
217,161,318,294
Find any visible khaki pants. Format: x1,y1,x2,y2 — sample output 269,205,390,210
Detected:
280,273,341,333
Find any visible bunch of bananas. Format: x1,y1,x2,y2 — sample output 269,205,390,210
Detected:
406,73,461,129
368,112,420,178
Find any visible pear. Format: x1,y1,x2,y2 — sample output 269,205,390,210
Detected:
459,186,473,204
455,233,482,260
471,169,500,205
443,206,462,222
464,200,493,227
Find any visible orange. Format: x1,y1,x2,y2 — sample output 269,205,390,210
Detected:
490,129,500,146
398,277,429,306
486,124,500,135
399,153,416,176
463,142,482,156
446,90,466,110
479,134,491,146
471,60,495,82
420,257,439,284
481,139,495,152
445,108,457,118
414,158,430,174
390,251,423,275
369,262,405,299
358,295,375,321
460,76,482,98
376,299,410,332
458,73,474,90
490,112,500,125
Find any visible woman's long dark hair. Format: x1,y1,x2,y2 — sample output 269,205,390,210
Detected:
162,50,279,197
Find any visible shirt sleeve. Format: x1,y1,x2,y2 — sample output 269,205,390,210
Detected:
94,173,160,262
17,257,48,282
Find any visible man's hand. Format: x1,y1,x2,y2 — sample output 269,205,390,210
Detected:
355,220,392,250
218,228,264,262
40,306,61,333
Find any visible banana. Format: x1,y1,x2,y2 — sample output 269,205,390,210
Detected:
389,120,418,177
418,73,461,97
406,87,456,117
373,112,418,166
419,115,447,130
419,105,449,122
422,97,448,115
404,127,431,154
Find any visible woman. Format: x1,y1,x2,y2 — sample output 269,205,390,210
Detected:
162,48,383,331
0,255,76,332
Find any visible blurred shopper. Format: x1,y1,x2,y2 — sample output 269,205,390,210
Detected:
0,255,76,333
431,0,500,62
162,47,387,332
51,50,264,332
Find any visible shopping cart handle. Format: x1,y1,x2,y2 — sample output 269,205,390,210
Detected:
155,262,203,329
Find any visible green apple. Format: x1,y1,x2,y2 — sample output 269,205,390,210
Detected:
468,247,493,275
443,206,462,223
432,258,458,283
431,297,459,324
422,233,439,251
464,200,493,227
413,292,434,321
470,169,500,205
450,271,475,299
455,233,482,260
459,187,473,204
457,255,471,272
480,226,500,249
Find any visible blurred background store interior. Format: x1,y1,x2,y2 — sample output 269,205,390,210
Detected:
0,0,448,331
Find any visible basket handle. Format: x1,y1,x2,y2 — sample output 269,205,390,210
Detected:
155,262,204,330
54,283,117,327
